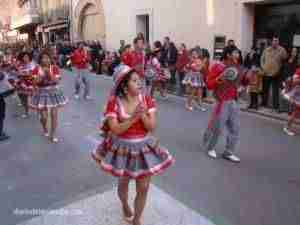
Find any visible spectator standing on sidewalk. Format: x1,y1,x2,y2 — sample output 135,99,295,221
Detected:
119,40,126,55
260,36,287,111
70,42,92,100
244,47,262,110
175,43,189,96
279,47,298,113
161,37,178,86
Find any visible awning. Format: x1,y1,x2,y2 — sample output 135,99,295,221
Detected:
42,19,69,32
11,14,40,30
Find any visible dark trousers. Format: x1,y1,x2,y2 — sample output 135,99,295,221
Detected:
249,92,258,109
0,98,5,135
262,76,280,109
0,118,3,135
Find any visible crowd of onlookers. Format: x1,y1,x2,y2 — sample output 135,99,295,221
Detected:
0,34,298,115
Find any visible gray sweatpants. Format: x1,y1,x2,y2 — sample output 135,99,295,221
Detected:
203,100,240,153
74,68,90,97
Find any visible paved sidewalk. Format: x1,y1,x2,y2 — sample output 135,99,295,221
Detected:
17,184,216,225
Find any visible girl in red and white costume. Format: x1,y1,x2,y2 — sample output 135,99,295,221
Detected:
16,52,36,118
30,51,68,142
145,48,168,98
91,65,174,225
182,49,206,111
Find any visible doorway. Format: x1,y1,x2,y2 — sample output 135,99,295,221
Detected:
136,14,149,43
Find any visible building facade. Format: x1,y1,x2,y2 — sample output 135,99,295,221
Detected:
70,0,300,56
39,0,70,44
10,0,41,43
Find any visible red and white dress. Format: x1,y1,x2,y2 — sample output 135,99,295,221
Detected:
146,57,168,82
29,65,68,109
16,62,36,95
92,94,174,179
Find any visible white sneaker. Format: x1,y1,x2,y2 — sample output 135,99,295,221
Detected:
85,95,92,100
222,152,241,163
283,127,295,136
196,104,207,112
208,150,217,159
21,114,29,119
74,94,80,100
51,137,59,143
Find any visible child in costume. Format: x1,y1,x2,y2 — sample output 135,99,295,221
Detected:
16,52,36,118
182,48,206,111
29,51,68,143
91,65,174,225
203,48,244,163
282,68,300,136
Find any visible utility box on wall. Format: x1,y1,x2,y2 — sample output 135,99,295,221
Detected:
213,35,226,60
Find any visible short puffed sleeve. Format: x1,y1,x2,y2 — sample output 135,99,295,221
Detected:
51,65,61,78
144,95,156,113
103,96,119,119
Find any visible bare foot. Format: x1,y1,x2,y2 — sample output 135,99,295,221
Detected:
132,218,141,225
123,204,133,220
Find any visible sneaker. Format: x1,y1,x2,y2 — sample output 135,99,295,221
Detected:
0,134,10,141
196,104,207,112
84,95,92,100
21,114,29,119
74,94,80,100
207,150,217,159
222,152,241,163
283,127,295,136
51,137,59,143
160,94,168,100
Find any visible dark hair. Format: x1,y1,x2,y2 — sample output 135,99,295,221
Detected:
181,43,186,49
154,41,162,49
272,35,279,40
134,37,144,45
164,37,170,42
115,70,136,97
124,44,131,51
18,51,33,62
223,47,236,61
38,50,53,65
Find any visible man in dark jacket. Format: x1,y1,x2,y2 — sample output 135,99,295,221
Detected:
162,37,178,84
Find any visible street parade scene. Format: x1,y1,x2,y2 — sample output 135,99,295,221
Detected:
1,1,300,225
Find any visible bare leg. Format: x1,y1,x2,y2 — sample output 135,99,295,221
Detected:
133,176,151,225
50,107,58,141
287,110,297,129
195,88,203,105
118,177,133,218
19,94,29,116
39,109,48,134
186,86,193,110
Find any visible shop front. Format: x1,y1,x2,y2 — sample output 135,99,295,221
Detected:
253,0,300,50
41,19,69,45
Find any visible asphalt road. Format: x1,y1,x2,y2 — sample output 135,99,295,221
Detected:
1,70,300,225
